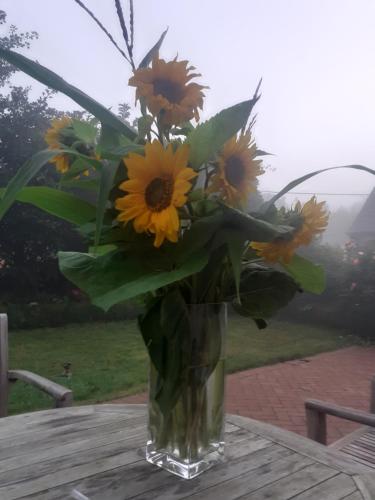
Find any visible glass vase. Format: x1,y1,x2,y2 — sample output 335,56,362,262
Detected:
146,302,227,479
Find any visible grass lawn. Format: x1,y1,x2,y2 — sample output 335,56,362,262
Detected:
8,316,355,415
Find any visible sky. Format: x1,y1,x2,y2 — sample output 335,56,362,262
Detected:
2,0,375,210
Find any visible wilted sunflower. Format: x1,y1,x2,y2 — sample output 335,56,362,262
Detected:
251,197,329,264
45,116,72,174
115,141,197,247
208,132,264,207
129,57,206,126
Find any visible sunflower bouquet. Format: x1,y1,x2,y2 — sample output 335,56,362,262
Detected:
1,1,374,479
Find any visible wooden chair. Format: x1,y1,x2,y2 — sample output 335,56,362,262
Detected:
305,376,375,468
0,313,73,417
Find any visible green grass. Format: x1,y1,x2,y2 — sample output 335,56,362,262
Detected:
8,316,355,415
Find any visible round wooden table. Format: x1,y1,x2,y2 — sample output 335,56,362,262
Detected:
0,404,374,499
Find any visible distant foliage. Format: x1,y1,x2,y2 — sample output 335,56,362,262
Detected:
0,12,85,302
280,240,375,340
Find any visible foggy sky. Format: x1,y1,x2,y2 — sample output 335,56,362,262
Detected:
2,0,375,209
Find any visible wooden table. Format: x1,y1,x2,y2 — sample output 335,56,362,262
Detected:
1,404,375,500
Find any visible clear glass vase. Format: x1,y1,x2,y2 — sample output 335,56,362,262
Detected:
146,302,227,479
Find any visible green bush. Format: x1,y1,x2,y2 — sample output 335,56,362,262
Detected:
0,301,142,330
279,242,375,340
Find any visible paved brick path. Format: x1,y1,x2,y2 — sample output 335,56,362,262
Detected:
110,346,375,444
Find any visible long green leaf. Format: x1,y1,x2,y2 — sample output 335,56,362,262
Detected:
58,249,209,311
0,149,57,220
222,206,296,242
187,98,258,169
262,164,375,212
138,28,168,68
0,48,136,139
282,254,326,294
0,186,96,225
95,160,119,247
0,147,101,221
60,178,99,191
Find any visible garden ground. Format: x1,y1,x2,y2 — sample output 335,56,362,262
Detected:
9,315,356,415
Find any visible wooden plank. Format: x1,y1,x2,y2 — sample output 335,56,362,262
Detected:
0,423,145,474
0,404,144,438
30,435,283,500
0,414,144,461
176,453,314,500
286,473,358,499
305,399,375,428
0,427,266,499
228,414,371,474
353,474,375,500
0,431,145,487
241,463,338,500
0,406,96,437
343,493,364,500
0,314,9,418
306,405,327,444
331,427,371,451
370,376,375,414
8,370,72,406
0,446,145,500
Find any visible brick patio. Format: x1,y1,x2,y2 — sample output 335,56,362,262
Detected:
110,346,375,444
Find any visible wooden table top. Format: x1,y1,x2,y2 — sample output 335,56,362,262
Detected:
0,404,374,500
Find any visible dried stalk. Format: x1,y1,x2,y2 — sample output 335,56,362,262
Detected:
73,0,131,64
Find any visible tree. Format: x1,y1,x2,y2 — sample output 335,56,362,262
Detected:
0,10,38,86
0,12,84,302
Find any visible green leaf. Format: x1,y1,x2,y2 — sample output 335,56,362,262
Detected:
95,160,119,247
138,28,168,68
138,298,165,373
187,98,258,169
177,207,297,267
177,214,222,261
97,144,144,161
136,115,153,140
0,186,96,225
59,158,91,181
0,149,58,220
0,48,136,139
222,206,296,242
226,230,246,302
262,164,375,213
72,119,98,143
88,244,118,256
58,249,209,311
282,254,326,294
97,124,120,156
156,290,191,414
232,264,300,319
59,178,100,191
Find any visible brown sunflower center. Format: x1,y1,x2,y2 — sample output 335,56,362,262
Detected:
145,176,174,212
153,78,185,104
224,155,246,189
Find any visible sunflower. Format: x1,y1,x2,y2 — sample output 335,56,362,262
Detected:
251,197,329,264
45,116,73,174
115,141,197,247
208,132,264,207
128,57,206,126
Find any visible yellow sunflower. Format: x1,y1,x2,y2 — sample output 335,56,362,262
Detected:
251,197,329,264
115,141,197,247
45,116,73,174
208,132,264,207
128,57,206,126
